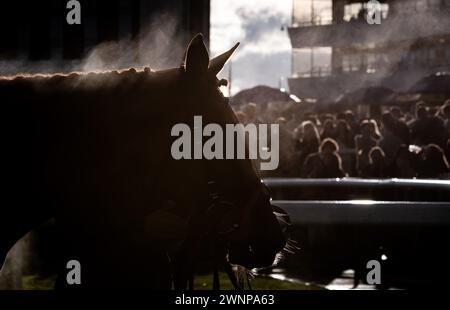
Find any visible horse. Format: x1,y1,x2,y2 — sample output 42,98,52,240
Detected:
0,34,288,289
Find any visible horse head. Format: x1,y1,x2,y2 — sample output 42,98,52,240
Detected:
167,34,289,273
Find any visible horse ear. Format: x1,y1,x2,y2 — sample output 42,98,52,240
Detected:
184,33,209,75
209,42,240,76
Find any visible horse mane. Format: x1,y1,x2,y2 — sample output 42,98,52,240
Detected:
0,66,187,95
0,67,154,81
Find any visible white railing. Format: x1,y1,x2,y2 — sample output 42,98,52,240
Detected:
264,178,450,225
272,200,450,225
263,178,450,190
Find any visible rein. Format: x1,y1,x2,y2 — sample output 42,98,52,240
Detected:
172,179,263,291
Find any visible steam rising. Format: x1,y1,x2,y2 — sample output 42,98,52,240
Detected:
82,13,184,72
0,13,185,77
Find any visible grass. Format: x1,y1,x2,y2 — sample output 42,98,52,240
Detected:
193,272,323,290
21,273,324,290
22,275,57,290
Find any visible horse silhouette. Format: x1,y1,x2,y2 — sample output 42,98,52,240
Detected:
0,34,287,289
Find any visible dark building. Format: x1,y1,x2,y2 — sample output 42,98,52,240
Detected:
0,0,210,74
288,0,450,101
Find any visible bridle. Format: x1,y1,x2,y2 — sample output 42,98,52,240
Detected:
171,176,268,290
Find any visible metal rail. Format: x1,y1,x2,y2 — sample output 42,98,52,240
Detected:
264,178,450,225
263,178,450,190
272,200,450,225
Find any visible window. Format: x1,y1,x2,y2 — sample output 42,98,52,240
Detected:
418,0,442,11
344,3,363,22
395,0,435,13
293,47,332,77
445,47,450,62
434,47,446,64
365,53,377,73
293,48,311,76
292,0,332,26
395,2,416,15
415,0,428,12
344,2,389,22
343,54,362,72
428,48,437,64
428,0,442,8
380,4,390,19
413,49,427,65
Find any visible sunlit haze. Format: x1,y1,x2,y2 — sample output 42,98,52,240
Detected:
211,0,293,95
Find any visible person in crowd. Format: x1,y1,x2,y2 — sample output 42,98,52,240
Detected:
235,111,248,124
386,110,410,144
303,112,320,127
336,119,356,175
301,138,347,178
446,139,450,165
387,145,418,179
417,144,450,179
396,116,410,145
231,99,450,179
242,102,263,125
362,147,389,178
369,119,382,141
409,101,446,147
429,106,438,117
390,106,403,121
336,112,346,121
318,113,335,126
344,110,359,137
355,120,379,175
336,119,354,149
426,106,446,147
403,111,414,124
275,117,298,177
410,103,428,142
442,100,450,140
275,116,287,127
284,104,303,132
321,119,336,140
295,121,321,169
379,112,409,165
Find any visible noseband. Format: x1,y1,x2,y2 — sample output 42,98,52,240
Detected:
172,178,272,290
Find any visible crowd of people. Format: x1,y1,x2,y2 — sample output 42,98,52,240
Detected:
234,99,450,179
